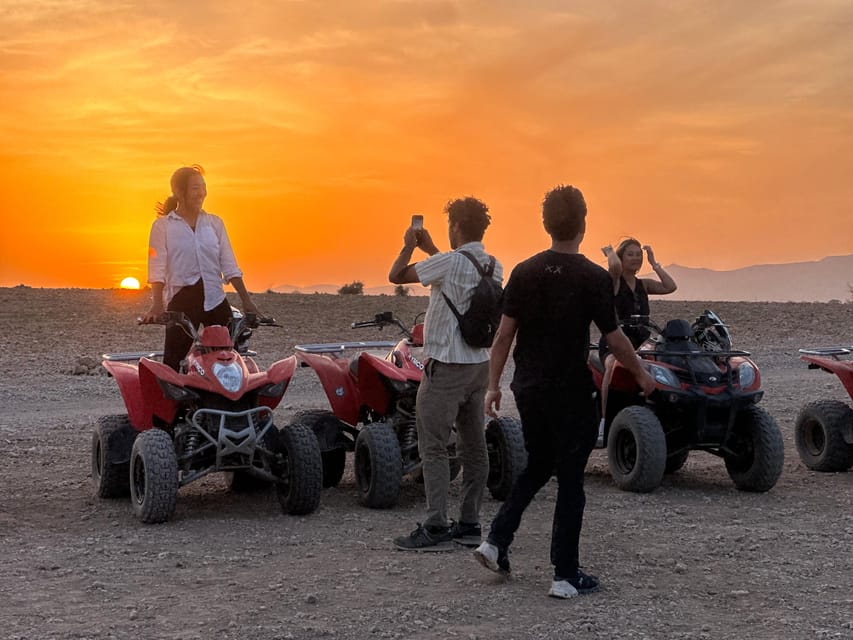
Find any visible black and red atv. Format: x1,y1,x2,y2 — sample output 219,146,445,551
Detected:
92,311,322,523
291,311,526,509
794,346,853,471
588,310,784,493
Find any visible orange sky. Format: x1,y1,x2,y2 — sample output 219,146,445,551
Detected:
1,1,852,291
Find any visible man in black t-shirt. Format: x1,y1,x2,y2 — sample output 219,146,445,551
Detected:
473,184,655,600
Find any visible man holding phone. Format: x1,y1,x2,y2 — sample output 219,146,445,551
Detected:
388,197,503,551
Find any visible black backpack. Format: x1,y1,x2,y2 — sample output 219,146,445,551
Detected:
442,251,503,348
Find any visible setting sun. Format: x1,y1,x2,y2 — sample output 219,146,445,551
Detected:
119,277,140,290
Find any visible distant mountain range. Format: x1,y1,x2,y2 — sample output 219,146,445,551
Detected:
661,254,853,302
269,254,853,302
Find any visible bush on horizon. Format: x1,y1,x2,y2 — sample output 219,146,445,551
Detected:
338,281,364,295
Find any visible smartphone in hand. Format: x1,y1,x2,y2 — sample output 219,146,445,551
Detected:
411,214,424,230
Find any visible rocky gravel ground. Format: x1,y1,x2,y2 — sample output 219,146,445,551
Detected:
0,288,851,640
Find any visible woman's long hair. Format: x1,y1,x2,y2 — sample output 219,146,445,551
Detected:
155,164,205,216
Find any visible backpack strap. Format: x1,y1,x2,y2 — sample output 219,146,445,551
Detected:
441,250,495,320
458,250,495,277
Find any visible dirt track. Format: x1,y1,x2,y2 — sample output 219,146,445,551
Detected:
0,288,851,640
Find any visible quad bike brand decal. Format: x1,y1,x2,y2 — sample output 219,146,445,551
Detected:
407,353,424,370
335,386,345,397
193,361,205,376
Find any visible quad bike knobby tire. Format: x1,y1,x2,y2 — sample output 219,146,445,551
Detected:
486,417,527,501
293,410,348,488
130,428,179,524
276,422,323,515
607,406,667,493
794,400,853,472
724,406,785,492
354,422,402,509
92,414,137,498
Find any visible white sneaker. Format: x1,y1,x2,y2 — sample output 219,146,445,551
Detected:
548,579,579,599
473,541,500,572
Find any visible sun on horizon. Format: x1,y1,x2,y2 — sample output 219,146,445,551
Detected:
119,277,140,290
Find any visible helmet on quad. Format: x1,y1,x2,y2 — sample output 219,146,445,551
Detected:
692,310,732,352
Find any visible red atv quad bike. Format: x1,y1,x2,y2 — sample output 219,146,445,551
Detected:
794,346,853,471
291,311,526,509
588,310,784,493
92,311,322,523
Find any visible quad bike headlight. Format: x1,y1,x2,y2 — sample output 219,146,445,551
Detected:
647,364,680,389
213,362,243,393
737,362,756,389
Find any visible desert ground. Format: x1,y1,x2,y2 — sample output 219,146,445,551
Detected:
0,287,851,640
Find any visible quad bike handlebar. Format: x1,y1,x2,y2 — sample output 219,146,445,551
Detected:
351,311,414,340
111,310,279,363
620,314,663,335
139,310,279,331
620,312,746,356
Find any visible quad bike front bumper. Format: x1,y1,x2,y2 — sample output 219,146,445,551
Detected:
177,406,278,486
650,387,764,446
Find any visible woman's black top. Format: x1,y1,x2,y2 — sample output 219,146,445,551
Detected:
599,276,650,358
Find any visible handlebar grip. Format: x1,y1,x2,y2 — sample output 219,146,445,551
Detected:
351,321,378,329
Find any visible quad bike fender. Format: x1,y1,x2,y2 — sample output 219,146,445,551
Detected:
297,352,361,425
801,354,853,398
362,351,418,383
101,360,148,432
138,358,181,428
357,352,420,416
264,355,297,385
252,356,297,410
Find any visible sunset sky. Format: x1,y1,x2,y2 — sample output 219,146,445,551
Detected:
1,1,851,291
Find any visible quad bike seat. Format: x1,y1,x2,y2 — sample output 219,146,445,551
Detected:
658,319,702,366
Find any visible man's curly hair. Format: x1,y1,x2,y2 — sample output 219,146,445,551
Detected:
542,185,586,241
445,197,491,242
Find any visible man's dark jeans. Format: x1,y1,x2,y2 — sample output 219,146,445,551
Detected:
488,387,597,578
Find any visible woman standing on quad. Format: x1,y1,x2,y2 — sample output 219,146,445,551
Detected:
141,165,262,371
597,238,677,438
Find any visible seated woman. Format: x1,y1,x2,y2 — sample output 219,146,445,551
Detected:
597,238,677,443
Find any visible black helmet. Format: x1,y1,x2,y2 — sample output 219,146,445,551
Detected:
693,310,732,352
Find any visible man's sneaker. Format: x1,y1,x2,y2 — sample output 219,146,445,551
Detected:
450,521,481,547
567,568,600,594
548,579,579,599
473,541,511,575
393,523,453,552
